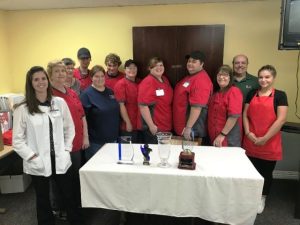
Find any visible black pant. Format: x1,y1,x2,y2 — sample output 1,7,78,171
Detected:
31,167,81,225
248,156,276,195
50,151,83,210
141,130,158,144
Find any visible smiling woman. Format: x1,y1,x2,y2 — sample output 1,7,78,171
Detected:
242,65,288,214
47,60,90,211
207,64,243,147
137,57,173,144
80,65,120,161
12,66,81,225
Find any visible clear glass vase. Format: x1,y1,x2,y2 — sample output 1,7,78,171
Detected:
156,132,172,168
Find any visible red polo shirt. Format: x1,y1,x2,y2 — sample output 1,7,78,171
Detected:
173,70,212,135
105,71,125,90
138,75,173,132
73,68,92,91
52,87,85,152
114,78,139,131
208,86,243,146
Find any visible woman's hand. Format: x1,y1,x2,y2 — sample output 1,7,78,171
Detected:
28,154,37,161
126,121,133,132
82,135,90,149
182,127,192,140
149,124,158,135
254,136,268,146
247,132,257,143
213,134,225,147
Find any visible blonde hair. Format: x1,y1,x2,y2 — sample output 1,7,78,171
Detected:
47,60,65,78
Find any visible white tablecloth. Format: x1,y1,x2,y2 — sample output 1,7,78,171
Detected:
80,143,263,225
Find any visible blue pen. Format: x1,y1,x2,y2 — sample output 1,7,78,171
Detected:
118,142,121,160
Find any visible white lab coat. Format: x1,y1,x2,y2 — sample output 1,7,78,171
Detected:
13,97,75,177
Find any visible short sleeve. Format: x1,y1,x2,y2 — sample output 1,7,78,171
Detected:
189,75,212,107
227,87,243,117
275,90,288,107
138,77,156,105
80,91,91,109
114,79,126,103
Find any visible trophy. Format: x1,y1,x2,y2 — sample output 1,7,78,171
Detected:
178,130,196,170
140,144,152,165
117,136,134,164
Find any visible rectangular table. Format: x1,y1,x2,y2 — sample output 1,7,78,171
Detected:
80,144,263,225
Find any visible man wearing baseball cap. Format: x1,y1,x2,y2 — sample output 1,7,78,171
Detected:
73,47,92,91
173,51,213,144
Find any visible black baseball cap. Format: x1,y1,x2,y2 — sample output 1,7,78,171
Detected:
185,51,205,62
77,47,91,59
124,59,137,68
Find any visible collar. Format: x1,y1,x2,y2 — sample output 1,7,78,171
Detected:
38,100,51,106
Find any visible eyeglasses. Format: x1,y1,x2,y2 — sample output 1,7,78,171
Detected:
217,73,229,77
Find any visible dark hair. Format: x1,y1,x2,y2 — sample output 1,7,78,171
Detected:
213,65,234,92
124,59,138,68
15,66,52,115
90,65,106,77
258,64,277,78
62,58,75,66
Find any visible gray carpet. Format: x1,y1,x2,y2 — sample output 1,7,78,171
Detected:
0,179,299,225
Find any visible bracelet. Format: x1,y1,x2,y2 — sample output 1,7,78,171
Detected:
220,131,227,136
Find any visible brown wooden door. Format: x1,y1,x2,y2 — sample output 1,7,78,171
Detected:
133,25,225,87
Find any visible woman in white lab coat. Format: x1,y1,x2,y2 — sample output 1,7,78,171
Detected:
13,66,81,225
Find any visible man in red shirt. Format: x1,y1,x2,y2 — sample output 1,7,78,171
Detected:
104,53,125,89
73,47,92,91
173,51,213,144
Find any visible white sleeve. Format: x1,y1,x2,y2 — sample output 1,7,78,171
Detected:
12,105,36,160
61,99,75,152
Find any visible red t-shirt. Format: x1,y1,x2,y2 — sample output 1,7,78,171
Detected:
138,75,173,132
173,70,212,135
114,78,139,131
208,86,243,146
52,87,85,152
73,68,92,91
105,71,124,90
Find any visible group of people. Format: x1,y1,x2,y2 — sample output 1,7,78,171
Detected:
12,47,288,225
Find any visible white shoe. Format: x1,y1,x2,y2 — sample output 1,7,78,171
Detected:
257,195,266,214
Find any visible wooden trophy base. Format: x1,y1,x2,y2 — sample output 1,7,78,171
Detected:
178,151,196,170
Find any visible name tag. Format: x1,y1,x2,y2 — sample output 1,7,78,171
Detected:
156,89,165,96
183,81,190,88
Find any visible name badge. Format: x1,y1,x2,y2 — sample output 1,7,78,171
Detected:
156,89,165,96
183,81,190,88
